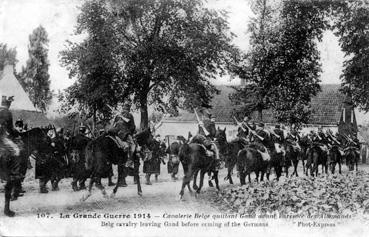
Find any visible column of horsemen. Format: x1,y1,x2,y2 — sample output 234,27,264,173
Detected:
1,95,362,199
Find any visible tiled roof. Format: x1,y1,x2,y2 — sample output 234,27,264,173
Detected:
164,84,346,125
12,110,50,128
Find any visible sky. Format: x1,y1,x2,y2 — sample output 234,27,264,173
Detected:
0,0,346,115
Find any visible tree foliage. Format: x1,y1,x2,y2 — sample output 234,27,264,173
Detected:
18,26,52,112
59,0,121,123
0,43,18,70
61,0,239,129
231,0,324,127
334,0,369,112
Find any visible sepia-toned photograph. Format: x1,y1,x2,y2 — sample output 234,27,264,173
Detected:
1,0,369,236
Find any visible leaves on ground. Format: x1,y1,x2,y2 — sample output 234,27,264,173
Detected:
212,171,369,216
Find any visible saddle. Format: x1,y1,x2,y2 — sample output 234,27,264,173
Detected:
257,148,271,161
107,135,129,151
249,144,270,161
274,143,284,154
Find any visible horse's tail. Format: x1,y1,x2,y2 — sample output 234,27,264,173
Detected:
84,141,95,171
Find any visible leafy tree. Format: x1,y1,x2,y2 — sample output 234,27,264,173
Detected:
60,0,122,128
107,0,238,129
230,0,279,120
0,43,18,70
231,0,324,127
18,26,52,112
334,1,369,112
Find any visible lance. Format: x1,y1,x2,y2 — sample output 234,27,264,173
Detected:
233,116,246,132
194,108,210,136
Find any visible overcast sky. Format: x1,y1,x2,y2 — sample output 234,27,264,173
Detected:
0,0,346,92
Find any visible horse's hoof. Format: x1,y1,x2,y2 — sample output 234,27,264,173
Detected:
110,192,116,198
195,192,199,198
145,182,152,185
108,182,116,187
4,210,15,217
177,195,183,201
138,192,143,197
117,183,127,187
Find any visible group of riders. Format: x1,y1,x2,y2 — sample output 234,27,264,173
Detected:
0,93,362,215
0,96,167,200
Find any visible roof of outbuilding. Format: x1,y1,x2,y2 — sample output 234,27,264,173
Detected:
164,84,346,125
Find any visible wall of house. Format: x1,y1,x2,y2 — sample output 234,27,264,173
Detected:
157,121,339,139
156,121,239,140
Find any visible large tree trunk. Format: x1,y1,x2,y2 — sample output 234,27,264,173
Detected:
140,96,149,130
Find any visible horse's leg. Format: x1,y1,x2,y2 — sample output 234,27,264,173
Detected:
145,173,152,185
208,171,214,188
213,171,220,191
81,175,95,201
195,169,207,195
240,172,246,186
179,165,194,200
227,165,234,184
71,177,78,191
136,172,142,196
285,165,289,178
248,174,251,183
95,177,108,198
192,169,199,191
4,180,15,217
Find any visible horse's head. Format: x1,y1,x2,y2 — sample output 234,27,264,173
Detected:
215,127,227,144
135,128,154,147
176,135,187,144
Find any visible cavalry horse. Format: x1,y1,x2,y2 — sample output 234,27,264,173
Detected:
81,128,153,201
178,138,220,199
305,143,328,176
1,126,52,217
344,146,359,172
328,145,342,174
224,127,248,184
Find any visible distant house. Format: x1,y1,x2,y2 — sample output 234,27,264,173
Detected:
0,64,49,128
156,84,357,139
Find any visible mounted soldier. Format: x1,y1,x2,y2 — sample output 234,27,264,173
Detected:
0,95,25,199
273,124,285,144
192,110,218,159
108,101,136,169
14,119,24,133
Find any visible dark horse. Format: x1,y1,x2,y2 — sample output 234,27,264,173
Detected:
81,129,153,201
305,144,328,176
284,142,300,177
344,147,359,171
178,140,220,199
1,127,51,217
328,145,342,174
222,128,248,185
237,147,269,185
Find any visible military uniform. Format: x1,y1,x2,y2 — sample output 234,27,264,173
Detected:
273,125,284,144
109,103,136,168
